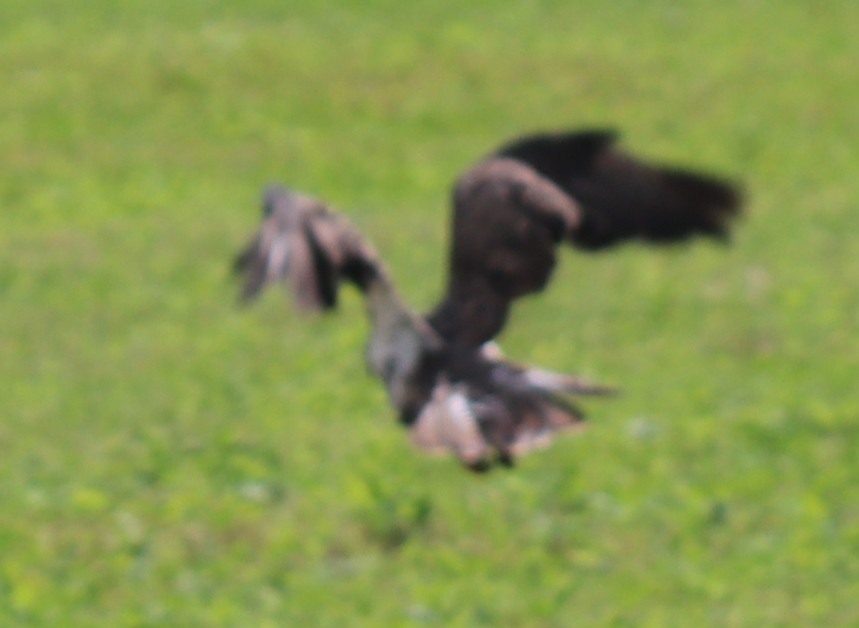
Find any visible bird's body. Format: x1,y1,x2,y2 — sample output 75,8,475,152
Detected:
234,129,742,471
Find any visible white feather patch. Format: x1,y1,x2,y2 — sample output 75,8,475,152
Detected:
410,380,487,464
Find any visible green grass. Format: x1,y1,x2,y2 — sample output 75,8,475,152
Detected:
3,0,859,624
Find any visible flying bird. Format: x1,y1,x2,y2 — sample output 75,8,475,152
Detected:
234,129,742,471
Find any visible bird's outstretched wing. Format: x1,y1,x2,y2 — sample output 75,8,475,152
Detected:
427,129,743,347
497,130,742,249
234,185,383,309
234,184,616,471
234,128,743,471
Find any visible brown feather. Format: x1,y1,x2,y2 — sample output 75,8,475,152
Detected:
234,127,743,471
427,129,743,347
234,185,383,309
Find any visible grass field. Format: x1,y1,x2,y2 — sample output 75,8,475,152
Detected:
2,0,859,625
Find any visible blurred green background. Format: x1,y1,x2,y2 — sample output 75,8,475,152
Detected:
2,1,858,625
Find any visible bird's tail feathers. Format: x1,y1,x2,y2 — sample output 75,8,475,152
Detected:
505,395,588,460
409,371,599,472
523,366,619,397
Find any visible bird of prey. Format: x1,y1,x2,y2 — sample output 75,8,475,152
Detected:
234,129,742,471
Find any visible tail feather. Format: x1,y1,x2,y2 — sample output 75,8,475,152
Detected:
523,366,619,397
484,393,587,463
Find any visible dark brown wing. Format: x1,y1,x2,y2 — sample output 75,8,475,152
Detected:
426,158,582,346
427,130,743,347
234,185,383,310
497,130,743,249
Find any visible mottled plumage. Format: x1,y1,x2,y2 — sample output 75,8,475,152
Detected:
426,130,742,347
234,129,742,471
